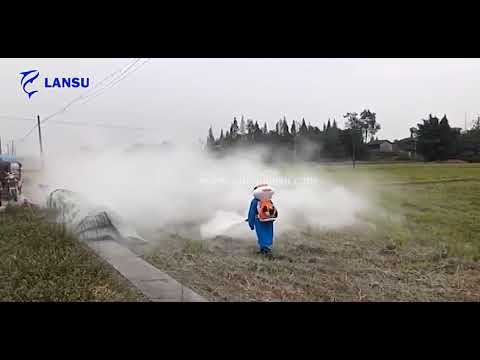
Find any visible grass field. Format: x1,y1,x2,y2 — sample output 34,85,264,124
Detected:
0,206,144,301
319,163,480,258
145,163,480,301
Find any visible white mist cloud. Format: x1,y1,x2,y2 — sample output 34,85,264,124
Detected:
34,143,371,242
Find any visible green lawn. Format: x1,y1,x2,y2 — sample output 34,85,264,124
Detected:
281,162,480,184
282,162,480,259
0,206,144,301
341,163,480,259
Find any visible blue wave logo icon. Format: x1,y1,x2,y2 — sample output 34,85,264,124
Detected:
20,70,40,99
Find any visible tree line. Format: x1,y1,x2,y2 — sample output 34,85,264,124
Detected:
411,114,480,161
206,110,380,162
206,111,480,163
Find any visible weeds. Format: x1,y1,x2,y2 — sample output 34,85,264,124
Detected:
145,163,480,301
0,207,144,301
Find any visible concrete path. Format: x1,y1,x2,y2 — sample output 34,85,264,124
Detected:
21,180,207,302
86,240,208,302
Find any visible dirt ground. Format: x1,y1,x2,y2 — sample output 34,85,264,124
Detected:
144,226,480,302
22,163,480,302
142,164,480,302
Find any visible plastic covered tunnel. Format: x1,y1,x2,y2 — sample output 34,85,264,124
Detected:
46,189,146,244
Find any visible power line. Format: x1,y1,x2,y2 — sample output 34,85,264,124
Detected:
16,114,162,145
86,58,139,92
0,115,36,121
41,58,143,124
17,59,139,142
42,61,139,123
16,117,160,144
44,119,162,132
75,58,143,104
16,123,39,144
14,58,152,146
62,58,142,108
79,58,151,106
1,116,39,145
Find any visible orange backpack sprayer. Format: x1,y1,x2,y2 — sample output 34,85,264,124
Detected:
253,184,278,222
247,183,278,256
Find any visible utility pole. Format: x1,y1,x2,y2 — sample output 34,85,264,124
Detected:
414,137,417,160
11,140,14,156
352,129,356,168
293,130,297,162
37,115,44,169
0,136,2,155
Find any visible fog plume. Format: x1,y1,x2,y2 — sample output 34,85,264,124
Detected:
33,143,371,241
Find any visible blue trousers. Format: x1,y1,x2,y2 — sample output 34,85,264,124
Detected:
254,219,274,249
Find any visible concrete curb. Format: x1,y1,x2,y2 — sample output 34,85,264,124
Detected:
85,240,208,302
40,187,207,302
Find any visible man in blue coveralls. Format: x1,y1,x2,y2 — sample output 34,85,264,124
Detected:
247,185,275,258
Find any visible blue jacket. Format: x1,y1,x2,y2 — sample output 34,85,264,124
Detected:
248,198,274,249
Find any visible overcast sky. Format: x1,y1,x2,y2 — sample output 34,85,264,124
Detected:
1,58,480,156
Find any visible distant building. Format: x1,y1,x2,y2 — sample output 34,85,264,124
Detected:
125,141,173,153
367,140,394,152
